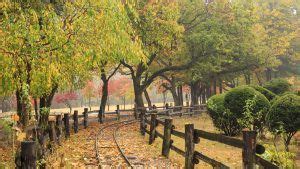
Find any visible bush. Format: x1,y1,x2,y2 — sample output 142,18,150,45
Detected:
260,144,296,168
207,94,243,136
224,86,270,131
250,85,276,101
263,78,291,95
267,94,300,151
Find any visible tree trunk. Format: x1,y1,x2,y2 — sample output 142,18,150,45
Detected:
134,90,144,108
170,88,180,106
39,85,57,128
255,72,263,86
16,90,22,119
213,78,217,95
219,79,223,94
144,90,152,108
265,68,272,81
16,89,29,127
163,92,167,106
201,87,206,104
190,81,199,106
177,85,183,106
34,98,39,120
100,80,108,113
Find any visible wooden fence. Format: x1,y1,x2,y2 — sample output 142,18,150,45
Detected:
17,103,278,168
139,106,279,169
18,105,136,167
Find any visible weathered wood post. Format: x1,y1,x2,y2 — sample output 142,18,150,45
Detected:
185,123,195,169
64,113,70,138
242,130,257,169
21,141,36,168
116,105,120,120
162,118,173,157
83,108,88,128
99,107,103,124
56,115,63,144
149,113,157,144
73,110,79,133
140,109,146,136
48,120,57,144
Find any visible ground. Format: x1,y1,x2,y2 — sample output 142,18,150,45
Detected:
46,117,181,168
1,111,299,168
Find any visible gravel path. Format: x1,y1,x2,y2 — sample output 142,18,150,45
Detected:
46,119,181,168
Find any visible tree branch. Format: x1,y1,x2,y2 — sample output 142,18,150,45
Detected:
107,63,121,80
120,60,135,78
142,61,192,90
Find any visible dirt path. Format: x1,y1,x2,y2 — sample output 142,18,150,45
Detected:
46,119,181,168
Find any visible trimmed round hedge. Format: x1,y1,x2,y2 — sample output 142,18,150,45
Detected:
263,78,291,95
267,94,300,134
207,93,242,136
250,85,276,101
224,86,271,118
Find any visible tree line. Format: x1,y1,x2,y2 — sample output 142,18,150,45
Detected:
0,0,299,128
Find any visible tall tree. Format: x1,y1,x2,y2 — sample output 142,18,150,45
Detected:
121,0,190,108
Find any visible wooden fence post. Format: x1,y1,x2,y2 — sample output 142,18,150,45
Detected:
185,123,195,169
116,105,120,120
84,108,88,128
140,109,146,136
21,141,36,168
242,130,257,169
99,107,103,124
48,120,57,144
162,118,173,157
64,113,70,138
149,113,157,144
56,115,63,144
73,110,79,133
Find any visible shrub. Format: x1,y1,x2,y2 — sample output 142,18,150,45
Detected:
250,85,276,101
260,144,296,168
267,94,300,151
207,94,243,136
263,78,291,95
224,86,270,131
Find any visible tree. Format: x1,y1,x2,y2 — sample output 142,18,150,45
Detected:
267,94,300,151
82,80,96,110
54,92,78,114
87,0,144,113
112,77,133,109
256,0,299,81
0,1,92,127
121,0,190,108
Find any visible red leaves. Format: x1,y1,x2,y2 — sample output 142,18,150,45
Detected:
55,92,78,104
82,80,97,99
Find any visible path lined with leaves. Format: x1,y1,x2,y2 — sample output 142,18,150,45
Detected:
46,119,181,168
